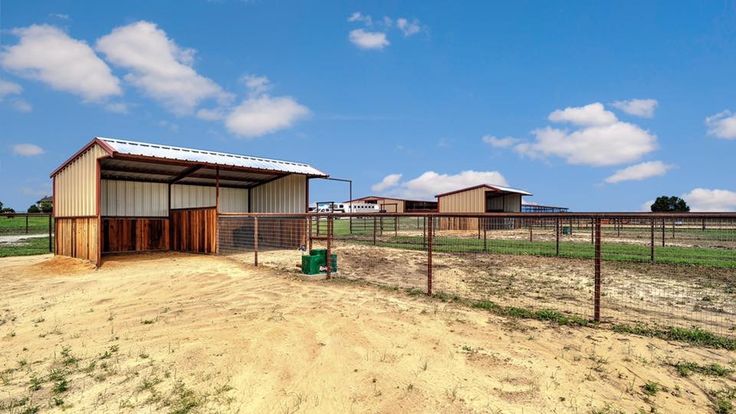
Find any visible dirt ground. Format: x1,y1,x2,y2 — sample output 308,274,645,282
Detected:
1,253,734,413
244,244,736,335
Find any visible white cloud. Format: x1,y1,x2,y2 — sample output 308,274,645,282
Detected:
612,98,658,118
242,74,271,95
682,188,736,212
383,170,509,200
705,110,736,140
548,102,618,126
348,12,373,25
490,102,657,167
371,173,402,192
225,95,309,138
1,25,121,101
482,135,520,149
96,21,229,114
0,79,23,99
349,29,389,50
11,99,32,113
104,102,128,114
12,143,44,156
515,122,657,166
640,199,655,212
396,18,421,36
604,161,673,184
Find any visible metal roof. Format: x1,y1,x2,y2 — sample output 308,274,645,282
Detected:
435,184,532,198
97,137,328,177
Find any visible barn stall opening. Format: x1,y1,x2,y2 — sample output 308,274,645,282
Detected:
50,137,327,265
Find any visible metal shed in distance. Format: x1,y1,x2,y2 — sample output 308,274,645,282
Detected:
345,196,438,213
51,137,327,265
436,184,532,230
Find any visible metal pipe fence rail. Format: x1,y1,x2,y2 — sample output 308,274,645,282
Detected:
217,212,736,339
0,213,54,254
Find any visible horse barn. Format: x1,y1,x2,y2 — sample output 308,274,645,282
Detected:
436,184,532,230
345,196,438,213
51,137,327,266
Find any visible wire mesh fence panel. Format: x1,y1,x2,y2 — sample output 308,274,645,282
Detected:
217,212,736,338
0,213,54,257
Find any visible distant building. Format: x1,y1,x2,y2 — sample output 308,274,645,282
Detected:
436,184,532,230
521,202,569,213
344,196,437,213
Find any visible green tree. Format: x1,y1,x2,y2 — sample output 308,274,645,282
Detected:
39,200,53,213
27,204,40,213
650,196,690,212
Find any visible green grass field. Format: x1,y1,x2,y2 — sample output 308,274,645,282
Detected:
0,215,53,235
0,237,52,257
317,217,736,268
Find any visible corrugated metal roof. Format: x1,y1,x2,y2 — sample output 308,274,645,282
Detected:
487,184,532,196
98,137,328,177
436,184,532,198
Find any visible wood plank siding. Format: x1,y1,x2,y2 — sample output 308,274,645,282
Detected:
170,208,217,254
54,217,99,262
102,218,169,253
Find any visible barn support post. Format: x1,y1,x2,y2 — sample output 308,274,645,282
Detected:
650,218,655,263
555,217,560,256
215,167,220,255
253,216,259,266
427,215,433,296
593,217,602,322
48,214,53,252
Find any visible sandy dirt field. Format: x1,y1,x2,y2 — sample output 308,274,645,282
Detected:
238,244,736,335
1,253,735,413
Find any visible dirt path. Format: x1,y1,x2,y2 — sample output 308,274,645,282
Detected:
0,253,734,413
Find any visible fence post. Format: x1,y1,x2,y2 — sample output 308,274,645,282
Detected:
326,214,333,279
253,216,259,266
590,218,594,244
308,215,313,252
422,216,426,250
661,218,665,247
650,218,655,263
373,216,377,246
529,221,533,243
594,217,601,322
25,215,29,234
483,218,488,253
427,215,433,296
48,214,52,252
555,217,560,256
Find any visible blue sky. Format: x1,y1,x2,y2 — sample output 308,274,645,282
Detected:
1,1,735,211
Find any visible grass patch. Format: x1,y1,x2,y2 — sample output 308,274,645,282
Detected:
712,387,736,414
613,324,736,350
472,300,589,326
0,216,51,235
0,236,51,257
641,381,661,396
673,361,733,378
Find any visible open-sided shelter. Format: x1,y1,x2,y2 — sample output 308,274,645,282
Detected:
51,137,327,265
436,184,532,230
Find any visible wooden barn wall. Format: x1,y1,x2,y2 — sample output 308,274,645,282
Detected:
251,174,306,213
101,180,169,217
102,218,169,253
170,208,217,254
54,217,99,262
54,144,108,217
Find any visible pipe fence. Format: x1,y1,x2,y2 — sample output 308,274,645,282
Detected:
0,213,54,256
217,212,736,338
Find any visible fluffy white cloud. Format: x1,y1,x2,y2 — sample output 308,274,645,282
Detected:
11,99,32,113
225,95,309,138
380,170,509,200
516,122,657,166
705,110,736,140
682,188,736,212
612,99,658,118
397,18,421,36
548,102,618,126
482,135,520,149
604,161,672,184
489,102,657,167
371,174,402,192
349,29,389,50
96,21,229,114
12,143,44,156
1,25,121,101
242,74,270,95
347,12,373,25
0,79,22,99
